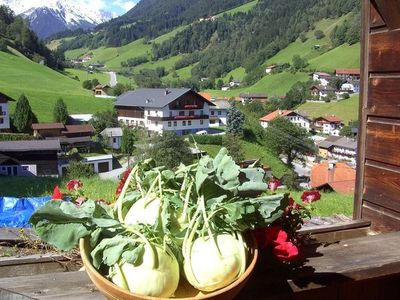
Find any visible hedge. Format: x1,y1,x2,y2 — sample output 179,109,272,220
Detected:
191,134,223,145
0,133,36,141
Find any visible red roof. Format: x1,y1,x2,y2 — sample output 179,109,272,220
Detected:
199,92,212,101
259,110,292,122
32,123,65,130
316,115,342,123
335,68,360,75
63,125,95,134
310,161,356,194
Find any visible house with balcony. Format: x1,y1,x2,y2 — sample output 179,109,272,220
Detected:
313,115,343,135
115,88,215,135
317,136,357,164
259,110,311,131
310,85,337,100
312,72,332,87
239,92,268,104
335,68,361,81
0,92,13,132
209,100,231,127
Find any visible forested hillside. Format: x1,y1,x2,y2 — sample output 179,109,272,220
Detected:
0,5,64,70
57,0,250,49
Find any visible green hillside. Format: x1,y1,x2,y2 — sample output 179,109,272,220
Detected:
65,68,132,85
216,0,259,16
297,94,359,125
0,51,112,122
207,71,309,98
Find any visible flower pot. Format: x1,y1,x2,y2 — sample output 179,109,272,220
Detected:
79,235,258,300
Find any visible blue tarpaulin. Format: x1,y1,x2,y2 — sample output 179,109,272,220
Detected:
0,197,51,228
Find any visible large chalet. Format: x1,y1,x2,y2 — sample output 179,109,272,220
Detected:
259,110,311,131
115,88,215,135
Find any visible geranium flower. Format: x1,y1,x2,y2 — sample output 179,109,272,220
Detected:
51,185,64,200
253,225,288,249
268,178,281,192
273,241,299,262
301,190,321,203
288,197,303,210
66,179,83,191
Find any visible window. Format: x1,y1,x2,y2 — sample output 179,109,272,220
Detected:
200,120,204,125
113,138,117,143
179,111,185,116
170,111,173,117
211,111,215,116
189,110,194,116
168,121,172,127
188,120,192,126
218,111,221,116
147,110,150,115
155,121,158,126
200,110,204,115
182,121,186,126
173,121,177,126
22,166,28,171
0,118,3,124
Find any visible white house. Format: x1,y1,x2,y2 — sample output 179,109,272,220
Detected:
314,115,343,136
115,88,215,136
229,79,241,87
101,127,123,150
259,110,311,131
340,80,360,93
312,72,332,87
310,85,337,100
0,92,13,131
209,100,231,127
265,65,277,74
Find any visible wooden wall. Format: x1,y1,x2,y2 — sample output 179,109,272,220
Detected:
355,0,400,231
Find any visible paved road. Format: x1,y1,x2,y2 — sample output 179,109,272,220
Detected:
107,71,118,87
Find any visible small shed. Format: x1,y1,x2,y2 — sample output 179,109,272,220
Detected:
100,127,123,150
93,84,111,97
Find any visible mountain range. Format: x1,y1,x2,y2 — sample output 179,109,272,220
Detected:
0,0,112,39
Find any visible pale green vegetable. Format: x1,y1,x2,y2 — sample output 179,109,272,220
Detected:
124,194,161,226
111,243,180,297
183,232,247,292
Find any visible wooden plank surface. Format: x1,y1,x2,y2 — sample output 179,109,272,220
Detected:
368,77,400,117
370,1,386,28
365,118,400,166
362,201,400,232
374,0,400,30
369,30,400,72
0,271,104,300
363,162,400,213
0,228,37,242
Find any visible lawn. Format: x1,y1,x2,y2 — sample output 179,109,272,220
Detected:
222,67,247,82
65,68,110,85
207,71,309,98
0,176,118,202
297,94,359,125
0,51,113,122
216,0,259,16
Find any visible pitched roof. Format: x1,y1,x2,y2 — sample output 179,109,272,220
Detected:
310,161,356,194
100,127,123,137
316,115,342,123
333,137,357,150
32,123,65,130
63,124,95,134
317,136,342,149
335,68,360,75
199,92,212,101
0,92,15,104
115,88,213,108
0,140,61,152
211,100,231,110
94,84,110,89
259,110,292,122
314,72,332,77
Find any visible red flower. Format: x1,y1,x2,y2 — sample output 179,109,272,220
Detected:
253,225,288,249
66,179,83,191
268,178,281,192
52,186,64,200
74,196,85,207
301,190,321,203
273,241,299,262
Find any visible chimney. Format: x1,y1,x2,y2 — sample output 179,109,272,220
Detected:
164,89,170,96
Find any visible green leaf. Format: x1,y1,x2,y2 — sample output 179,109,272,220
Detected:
122,244,144,266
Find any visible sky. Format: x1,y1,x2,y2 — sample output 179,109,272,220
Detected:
82,0,140,17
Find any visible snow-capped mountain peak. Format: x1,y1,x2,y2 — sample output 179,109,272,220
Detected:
0,0,112,38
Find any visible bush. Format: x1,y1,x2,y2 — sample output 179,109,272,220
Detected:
314,30,325,40
65,161,95,179
0,133,36,141
191,134,223,145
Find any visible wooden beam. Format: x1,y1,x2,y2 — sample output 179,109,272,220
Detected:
374,0,400,30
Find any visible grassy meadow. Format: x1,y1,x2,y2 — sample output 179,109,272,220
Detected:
0,51,113,122
297,94,359,125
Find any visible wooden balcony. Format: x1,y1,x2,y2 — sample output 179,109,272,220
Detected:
147,114,209,121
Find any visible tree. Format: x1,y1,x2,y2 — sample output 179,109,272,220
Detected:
90,110,119,133
299,32,307,43
91,78,100,87
292,55,308,71
53,98,69,124
226,106,245,136
340,125,353,137
265,118,315,167
149,131,191,169
330,77,346,90
82,80,92,90
223,134,245,163
121,128,137,157
216,79,224,89
314,30,325,39
13,94,36,133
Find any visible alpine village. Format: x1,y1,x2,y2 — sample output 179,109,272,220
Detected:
1,0,400,299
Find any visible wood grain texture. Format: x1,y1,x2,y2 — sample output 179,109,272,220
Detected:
362,201,400,232
369,30,400,72
370,1,386,28
365,119,400,166
364,162,400,213
374,0,400,30
368,78,400,117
